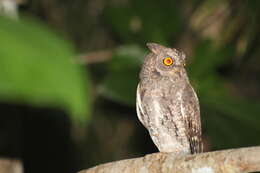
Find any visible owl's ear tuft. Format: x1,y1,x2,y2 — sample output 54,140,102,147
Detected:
146,42,165,54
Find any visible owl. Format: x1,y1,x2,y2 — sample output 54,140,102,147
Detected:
136,43,202,154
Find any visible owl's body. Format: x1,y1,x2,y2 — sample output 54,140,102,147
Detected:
136,43,202,154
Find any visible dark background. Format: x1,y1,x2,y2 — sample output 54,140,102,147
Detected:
0,0,260,173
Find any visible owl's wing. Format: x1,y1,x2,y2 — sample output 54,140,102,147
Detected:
181,84,203,154
136,83,148,127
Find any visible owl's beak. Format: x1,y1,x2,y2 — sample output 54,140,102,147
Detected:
172,68,182,77
174,64,184,69
172,65,183,76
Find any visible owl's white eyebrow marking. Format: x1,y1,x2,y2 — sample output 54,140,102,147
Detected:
136,84,145,120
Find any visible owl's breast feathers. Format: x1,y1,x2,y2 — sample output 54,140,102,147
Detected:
136,78,202,154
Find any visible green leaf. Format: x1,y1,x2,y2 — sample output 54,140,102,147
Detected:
0,16,90,122
98,45,146,106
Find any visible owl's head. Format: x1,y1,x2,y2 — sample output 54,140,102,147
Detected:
146,43,186,77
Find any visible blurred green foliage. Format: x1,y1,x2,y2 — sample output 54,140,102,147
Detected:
104,0,182,44
0,16,90,122
98,45,145,106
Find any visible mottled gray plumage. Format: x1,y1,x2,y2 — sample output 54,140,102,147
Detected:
136,43,202,154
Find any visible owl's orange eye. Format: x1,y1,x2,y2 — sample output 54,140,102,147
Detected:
163,57,173,66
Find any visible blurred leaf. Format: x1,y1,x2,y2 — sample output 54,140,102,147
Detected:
0,16,90,122
204,90,260,149
188,40,234,79
98,45,146,106
203,94,260,130
104,0,182,44
202,105,260,150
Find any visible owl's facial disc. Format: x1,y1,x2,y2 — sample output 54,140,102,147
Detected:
154,53,186,77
